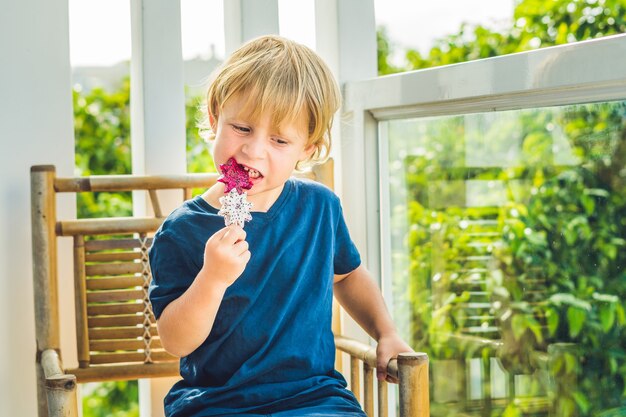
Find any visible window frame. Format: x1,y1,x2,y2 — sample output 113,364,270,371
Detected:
339,34,626,305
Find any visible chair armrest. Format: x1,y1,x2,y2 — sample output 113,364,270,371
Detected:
41,349,79,417
334,335,429,417
334,335,399,379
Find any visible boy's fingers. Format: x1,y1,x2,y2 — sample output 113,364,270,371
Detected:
221,225,246,244
376,359,388,381
386,374,398,384
211,226,231,241
234,240,249,256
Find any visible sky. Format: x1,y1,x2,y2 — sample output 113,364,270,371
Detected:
68,0,514,67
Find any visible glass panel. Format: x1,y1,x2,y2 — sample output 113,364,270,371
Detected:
383,101,626,417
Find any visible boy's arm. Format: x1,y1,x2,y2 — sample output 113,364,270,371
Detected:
156,269,228,357
334,264,413,382
156,225,250,357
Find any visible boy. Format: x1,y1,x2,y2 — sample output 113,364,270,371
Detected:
149,35,412,416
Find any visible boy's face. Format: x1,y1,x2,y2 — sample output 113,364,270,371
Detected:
211,94,314,209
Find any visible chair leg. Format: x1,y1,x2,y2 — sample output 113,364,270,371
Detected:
36,360,49,417
45,375,78,417
41,349,79,417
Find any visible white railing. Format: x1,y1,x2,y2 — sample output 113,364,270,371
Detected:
340,33,626,302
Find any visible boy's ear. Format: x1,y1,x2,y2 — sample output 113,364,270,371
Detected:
209,113,217,131
300,143,317,161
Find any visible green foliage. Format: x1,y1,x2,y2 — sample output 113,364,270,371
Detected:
378,0,626,74
390,104,626,414
185,94,215,175
497,103,626,413
82,381,139,417
74,82,215,219
379,1,626,415
73,81,132,218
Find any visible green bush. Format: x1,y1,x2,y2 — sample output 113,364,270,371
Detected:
496,103,626,414
82,381,139,417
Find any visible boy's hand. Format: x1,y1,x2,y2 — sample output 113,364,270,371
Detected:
200,225,250,288
376,332,414,383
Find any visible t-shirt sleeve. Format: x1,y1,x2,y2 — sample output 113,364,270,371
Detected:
333,202,361,275
148,230,199,319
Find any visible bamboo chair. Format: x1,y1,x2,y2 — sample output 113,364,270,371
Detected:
31,160,429,417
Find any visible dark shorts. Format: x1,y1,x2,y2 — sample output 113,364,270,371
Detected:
213,395,367,417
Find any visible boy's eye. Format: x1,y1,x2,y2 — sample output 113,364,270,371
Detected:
273,137,289,145
233,125,250,133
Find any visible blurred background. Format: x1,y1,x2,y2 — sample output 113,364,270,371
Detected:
2,0,625,416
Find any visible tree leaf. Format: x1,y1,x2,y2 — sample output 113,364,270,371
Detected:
564,352,579,374
592,293,619,303
567,306,586,338
550,293,592,311
599,304,616,332
572,391,590,414
580,194,595,215
511,314,526,340
526,315,544,343
546,307,559,336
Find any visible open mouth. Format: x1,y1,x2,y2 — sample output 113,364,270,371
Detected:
240,164,263,180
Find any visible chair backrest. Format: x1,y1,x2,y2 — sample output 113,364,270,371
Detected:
31,161,334,383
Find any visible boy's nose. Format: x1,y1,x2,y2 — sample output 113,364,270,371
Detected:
242,136,266,159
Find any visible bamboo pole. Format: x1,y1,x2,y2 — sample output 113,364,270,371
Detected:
41,349,78,417
86,276,144,290
87,302,144,316
89,350,175,365
31,165,60,417
90,338,164,352
85,237,152,251
311,157,334,188
378,380,388,417
73,236,90,368
363,362,374,416
334,335,400,379
85,252,142,262
86,263,143,276
68,362,180,383
350,356,361,403
54,173,218,192
398,352,429,417
86,289,145,303
57,217,163,236
148,189,163,218
88,314,151,328
88,326,158,340
332,300,343,371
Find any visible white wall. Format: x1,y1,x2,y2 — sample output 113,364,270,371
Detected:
0,0,75,415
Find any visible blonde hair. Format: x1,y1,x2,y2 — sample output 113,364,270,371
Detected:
202,35,341,166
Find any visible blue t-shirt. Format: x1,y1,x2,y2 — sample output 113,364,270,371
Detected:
149,178,365,416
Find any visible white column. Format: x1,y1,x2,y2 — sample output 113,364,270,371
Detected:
0,0,75,416
130,1,187,416
224,0,280,55
313,0,377,269
130,0,187,177
312,0,385,409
